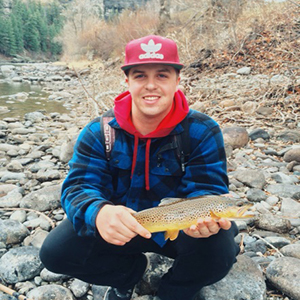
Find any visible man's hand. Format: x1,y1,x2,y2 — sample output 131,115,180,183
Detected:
183,217,231,239
96,204,151,246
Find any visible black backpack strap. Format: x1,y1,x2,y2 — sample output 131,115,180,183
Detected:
173,116,190,172
100,109,115,161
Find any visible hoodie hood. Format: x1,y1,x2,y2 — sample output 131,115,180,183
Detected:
114,89,189,190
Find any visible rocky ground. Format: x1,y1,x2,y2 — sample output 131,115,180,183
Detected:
0,61,299,300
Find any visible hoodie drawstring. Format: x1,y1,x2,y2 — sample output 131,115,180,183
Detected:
145,139,151,191
130,136,151,191
131,135,139,179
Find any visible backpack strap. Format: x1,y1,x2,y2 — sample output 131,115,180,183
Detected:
173,116,190,172
100,109,190,170
156,116,190,172
100,109,115,161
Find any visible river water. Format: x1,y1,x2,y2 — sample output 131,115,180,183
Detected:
0,64,69,119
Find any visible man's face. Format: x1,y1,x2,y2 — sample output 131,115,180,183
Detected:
126,64,180,123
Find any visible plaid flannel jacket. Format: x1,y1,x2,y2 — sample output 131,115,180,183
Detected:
61,109,229,246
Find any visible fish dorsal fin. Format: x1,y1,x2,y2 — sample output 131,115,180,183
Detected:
158,198,187,207
164,230,179,241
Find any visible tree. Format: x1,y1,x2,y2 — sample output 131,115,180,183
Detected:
11,14,24,52
24,14,40,51
157,0,171,35
0,17,17,55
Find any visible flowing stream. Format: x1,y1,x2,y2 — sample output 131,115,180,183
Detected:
0,64,69,119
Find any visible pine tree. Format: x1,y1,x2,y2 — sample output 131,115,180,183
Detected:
1,0,64,57
0,17,17,56
24,14,40,52
11,14,24,53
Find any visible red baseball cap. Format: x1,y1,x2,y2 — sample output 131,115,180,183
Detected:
121,35,184,71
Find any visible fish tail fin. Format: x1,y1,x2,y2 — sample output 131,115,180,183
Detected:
164,230,179,241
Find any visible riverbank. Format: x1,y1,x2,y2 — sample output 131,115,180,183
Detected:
0,60,300,300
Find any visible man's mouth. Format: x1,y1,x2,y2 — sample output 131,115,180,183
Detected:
143,96,160,101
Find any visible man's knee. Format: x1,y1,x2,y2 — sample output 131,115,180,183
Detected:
39,238,65,274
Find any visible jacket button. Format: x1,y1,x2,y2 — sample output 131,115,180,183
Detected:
114,160,119,164
165,168,169,172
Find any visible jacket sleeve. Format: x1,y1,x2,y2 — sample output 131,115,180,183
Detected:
61,119,113,237
178,112,229,197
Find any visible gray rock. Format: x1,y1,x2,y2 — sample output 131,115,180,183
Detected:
265,196,279,206
69,278,90,298
266,257,300,300
24,111,47,123
0,187,23,207
6,160,23,172
249,128,270,141
246,188,267,202
40,268,70,282
283,147,300,162
256,106,273,116
237,67,251,75
11,127,36,135
276,130,300,143
266,183,300,198
0,171,26,183
264,236,291,248
270,74,291,86
29,160,55,173
280,244,300,259
0,65,15,78
0,184,19,196
281,197,300,218
10,210,27,223
92,285,109,299
271,172,299,184
255,214,291,233
222,126,249,149
36,169,61,182
27,284,75,300
60,140,76,163
0,246,43,283
0,219,30,244
235,168,266,189
0,291,15,299
136,253,173,295
244,240,267,254
197,255,266,300
20,184,61,211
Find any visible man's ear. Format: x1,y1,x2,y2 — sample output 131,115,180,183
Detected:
176,76,181,91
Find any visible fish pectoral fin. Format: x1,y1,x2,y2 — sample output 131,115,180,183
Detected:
164,230,179,241
210,210,221,220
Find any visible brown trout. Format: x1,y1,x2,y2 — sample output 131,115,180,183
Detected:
134,195,254,241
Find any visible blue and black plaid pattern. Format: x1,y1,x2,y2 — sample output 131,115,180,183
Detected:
61,109,229,246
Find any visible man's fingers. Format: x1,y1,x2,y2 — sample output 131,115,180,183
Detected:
124,215,151,239
203,217,220,234
219,218,232,230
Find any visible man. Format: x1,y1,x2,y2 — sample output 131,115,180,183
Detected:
40,35,239,300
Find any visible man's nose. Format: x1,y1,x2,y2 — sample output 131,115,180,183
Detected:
145,77,157,90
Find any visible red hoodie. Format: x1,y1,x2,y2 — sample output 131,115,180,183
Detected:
114,89,189,190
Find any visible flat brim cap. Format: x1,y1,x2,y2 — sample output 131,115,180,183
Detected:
121,35,184,71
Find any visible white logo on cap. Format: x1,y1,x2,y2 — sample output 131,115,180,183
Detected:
139,39,164,60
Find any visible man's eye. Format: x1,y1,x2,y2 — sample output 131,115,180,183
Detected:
158,74,167,78
134,74,144,79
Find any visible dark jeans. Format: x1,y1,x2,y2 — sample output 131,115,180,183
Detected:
40,219,239,300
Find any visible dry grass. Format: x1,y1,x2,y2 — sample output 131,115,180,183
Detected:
59,0,300,78
60,0,160,61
